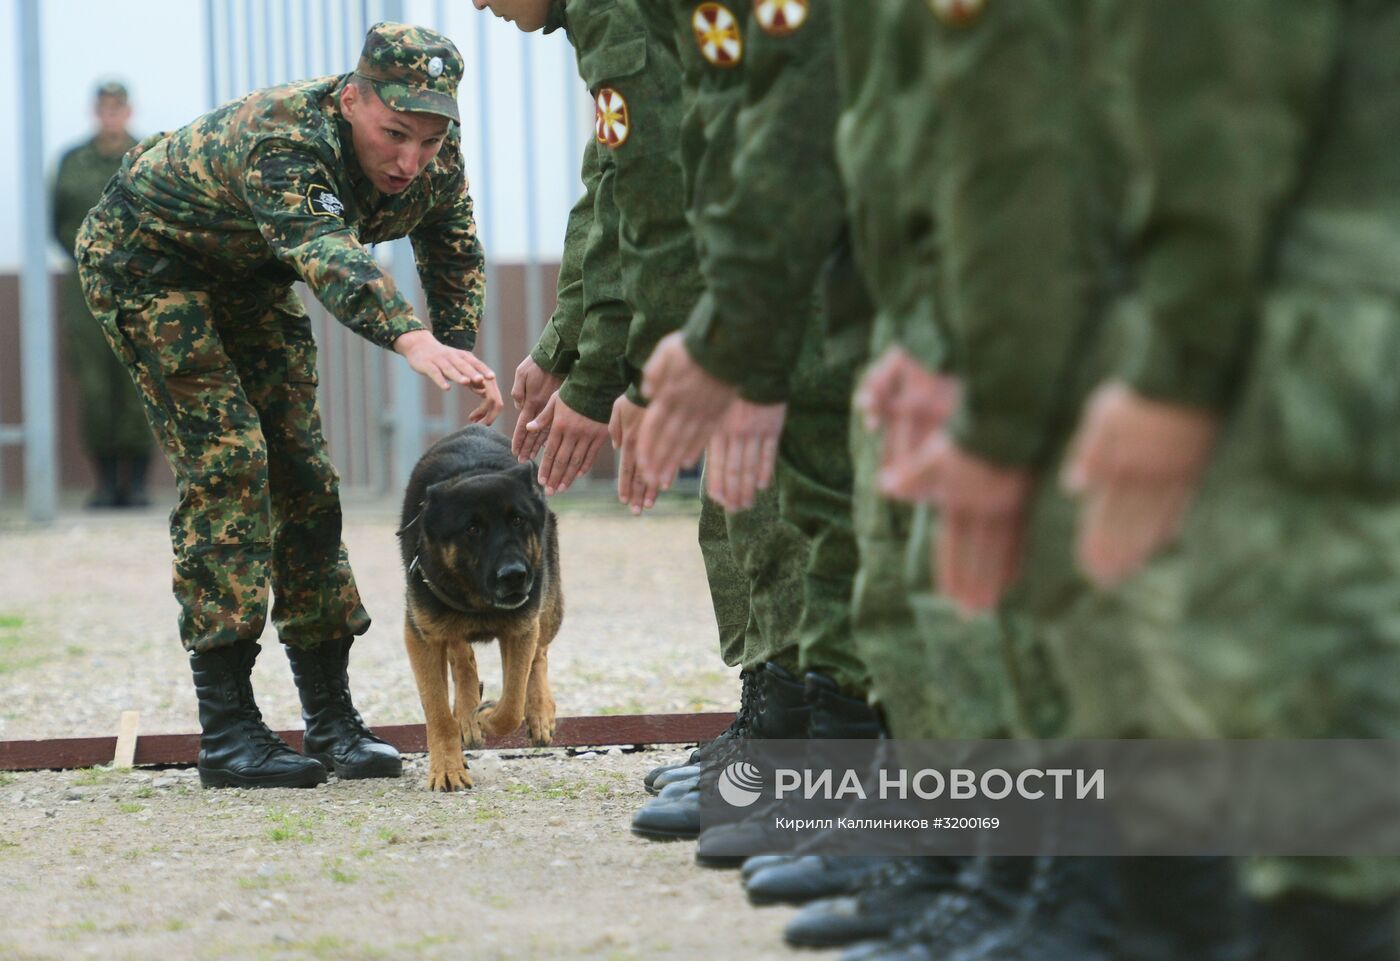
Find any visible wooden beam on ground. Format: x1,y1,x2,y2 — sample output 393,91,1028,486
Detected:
111,711,140,769
0,712,735,773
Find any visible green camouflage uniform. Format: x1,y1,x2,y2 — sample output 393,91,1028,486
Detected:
677,0,869,693
52,132,151,461
1093,0,1400,902
75,24,483,653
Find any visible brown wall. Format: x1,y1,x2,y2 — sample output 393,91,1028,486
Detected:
0,263,591,497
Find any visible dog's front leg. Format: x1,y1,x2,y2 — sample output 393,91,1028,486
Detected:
404,620,472,791
448,640,485,750
477,626,538,739
525,644,557,746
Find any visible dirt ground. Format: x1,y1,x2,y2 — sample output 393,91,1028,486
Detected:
0,492,805,961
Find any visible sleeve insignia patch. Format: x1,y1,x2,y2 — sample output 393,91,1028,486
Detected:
306,184,346,217
928,0,985,27
595,88,631,148
692,3,744,67
756,0,809,36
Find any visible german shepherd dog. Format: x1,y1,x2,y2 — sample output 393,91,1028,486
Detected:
399,426,563,791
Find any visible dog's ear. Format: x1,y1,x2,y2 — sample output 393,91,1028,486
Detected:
507,461,542,495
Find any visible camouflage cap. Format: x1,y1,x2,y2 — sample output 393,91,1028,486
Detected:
355,22,462,124
95,80,129,103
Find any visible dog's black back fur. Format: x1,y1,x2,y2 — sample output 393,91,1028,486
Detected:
400,426,560,639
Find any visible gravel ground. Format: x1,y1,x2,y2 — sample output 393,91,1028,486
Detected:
0,493,804,961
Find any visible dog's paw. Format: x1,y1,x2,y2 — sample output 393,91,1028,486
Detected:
526,712,556,747
458,715,485,751
476,701,521,738
426,761,474,792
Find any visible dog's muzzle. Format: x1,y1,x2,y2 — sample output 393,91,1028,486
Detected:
493,563,533,609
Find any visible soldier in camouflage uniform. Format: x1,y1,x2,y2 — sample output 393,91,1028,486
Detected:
1058,2,1400,957
632,0,883,852
76,23,500,790
52,80,149,508
473,0,817,838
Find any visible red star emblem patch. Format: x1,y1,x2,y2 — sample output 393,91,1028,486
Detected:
692,3,743,67
595,88,630,149
755,0,809,36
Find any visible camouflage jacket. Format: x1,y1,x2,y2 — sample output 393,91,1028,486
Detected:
680,0,844,406
530,0,701,421
53,134,138,261
114,75,483,350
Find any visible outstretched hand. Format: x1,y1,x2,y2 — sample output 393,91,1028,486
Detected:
510,356,564,461
529,393,611,496
1062,381,1219,587
609,396,667,515
705,399,786,512
637,332,738,487
395,329,502,425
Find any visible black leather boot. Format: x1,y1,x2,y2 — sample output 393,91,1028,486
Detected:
285,637,402,780
783,858,965,947
191,642,327,789
644,669,760,794
1120,857,1255,961
87,456,122,509
121,454,151,508
747,856,909,906
1259,891,1398,961
631,662,810,841
694,672,883,867
839,856,1120,961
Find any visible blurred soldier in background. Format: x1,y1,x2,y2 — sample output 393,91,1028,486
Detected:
51,80,150,508
76,23,499,791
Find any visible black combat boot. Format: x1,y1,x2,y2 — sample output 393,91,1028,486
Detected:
783,857,965,948
644,669,760,794
631,662,810,841
191,642,327,789
1258,891,1398,961
839,855,1120,961
87,456,122,509
748,856,917,907
121,454,151,508
285,637,402,780
695,672,884,867
1119,858,1255,961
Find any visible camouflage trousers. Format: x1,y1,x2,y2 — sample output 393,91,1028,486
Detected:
60,270,153,460
77,206,369,653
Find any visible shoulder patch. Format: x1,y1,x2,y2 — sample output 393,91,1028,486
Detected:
692,3,743,68
756,0,809,36
928,0,985,27
306,184,345,218
595,88,631,149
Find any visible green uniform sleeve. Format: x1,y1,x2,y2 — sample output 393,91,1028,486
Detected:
51,149,84,261
244,142,425,349
681,2,844,404
935,0,1096,467
1122,0,1338,410
532,139,603,376
409,172,485,352
559,154,633,424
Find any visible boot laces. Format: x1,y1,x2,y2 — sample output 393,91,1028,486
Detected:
309,662,373,737
229,673,286,752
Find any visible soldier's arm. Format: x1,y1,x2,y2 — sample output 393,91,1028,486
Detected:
532,139,604,380
680,0,844,404
933,0,1096,468
243,142,425,348
1122,0,1338,411
51,151,81,260
409,169,485,351
557,150,633,424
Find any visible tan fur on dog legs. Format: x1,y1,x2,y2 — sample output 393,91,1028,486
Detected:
476,625,538,739
404,620,472,791
525,644,557,746
449,640,484,750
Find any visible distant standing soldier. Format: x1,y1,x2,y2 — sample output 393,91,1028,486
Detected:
52,80,150,508
76,24,501,790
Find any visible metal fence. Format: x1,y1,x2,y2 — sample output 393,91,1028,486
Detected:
4,0,588,519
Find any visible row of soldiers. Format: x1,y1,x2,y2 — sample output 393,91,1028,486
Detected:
67,6,1397,959
481,0,1400,959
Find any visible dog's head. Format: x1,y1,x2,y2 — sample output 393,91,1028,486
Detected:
420,461,549,611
